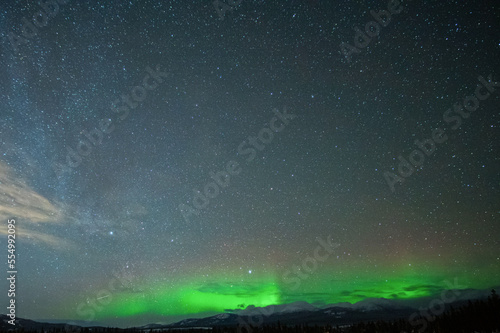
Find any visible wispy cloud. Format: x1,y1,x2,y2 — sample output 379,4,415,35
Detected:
0,162,71,248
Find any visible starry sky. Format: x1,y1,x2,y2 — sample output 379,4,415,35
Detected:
0,0,499,328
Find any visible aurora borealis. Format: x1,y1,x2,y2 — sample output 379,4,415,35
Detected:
0,0,499,328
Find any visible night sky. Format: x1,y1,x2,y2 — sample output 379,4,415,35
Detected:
0,0,499,328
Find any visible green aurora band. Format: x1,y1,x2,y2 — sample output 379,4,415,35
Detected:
83,264,498,320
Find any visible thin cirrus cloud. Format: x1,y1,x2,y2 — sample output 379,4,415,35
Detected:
0,162,71,249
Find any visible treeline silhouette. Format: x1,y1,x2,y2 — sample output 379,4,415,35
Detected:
2,290,499,333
